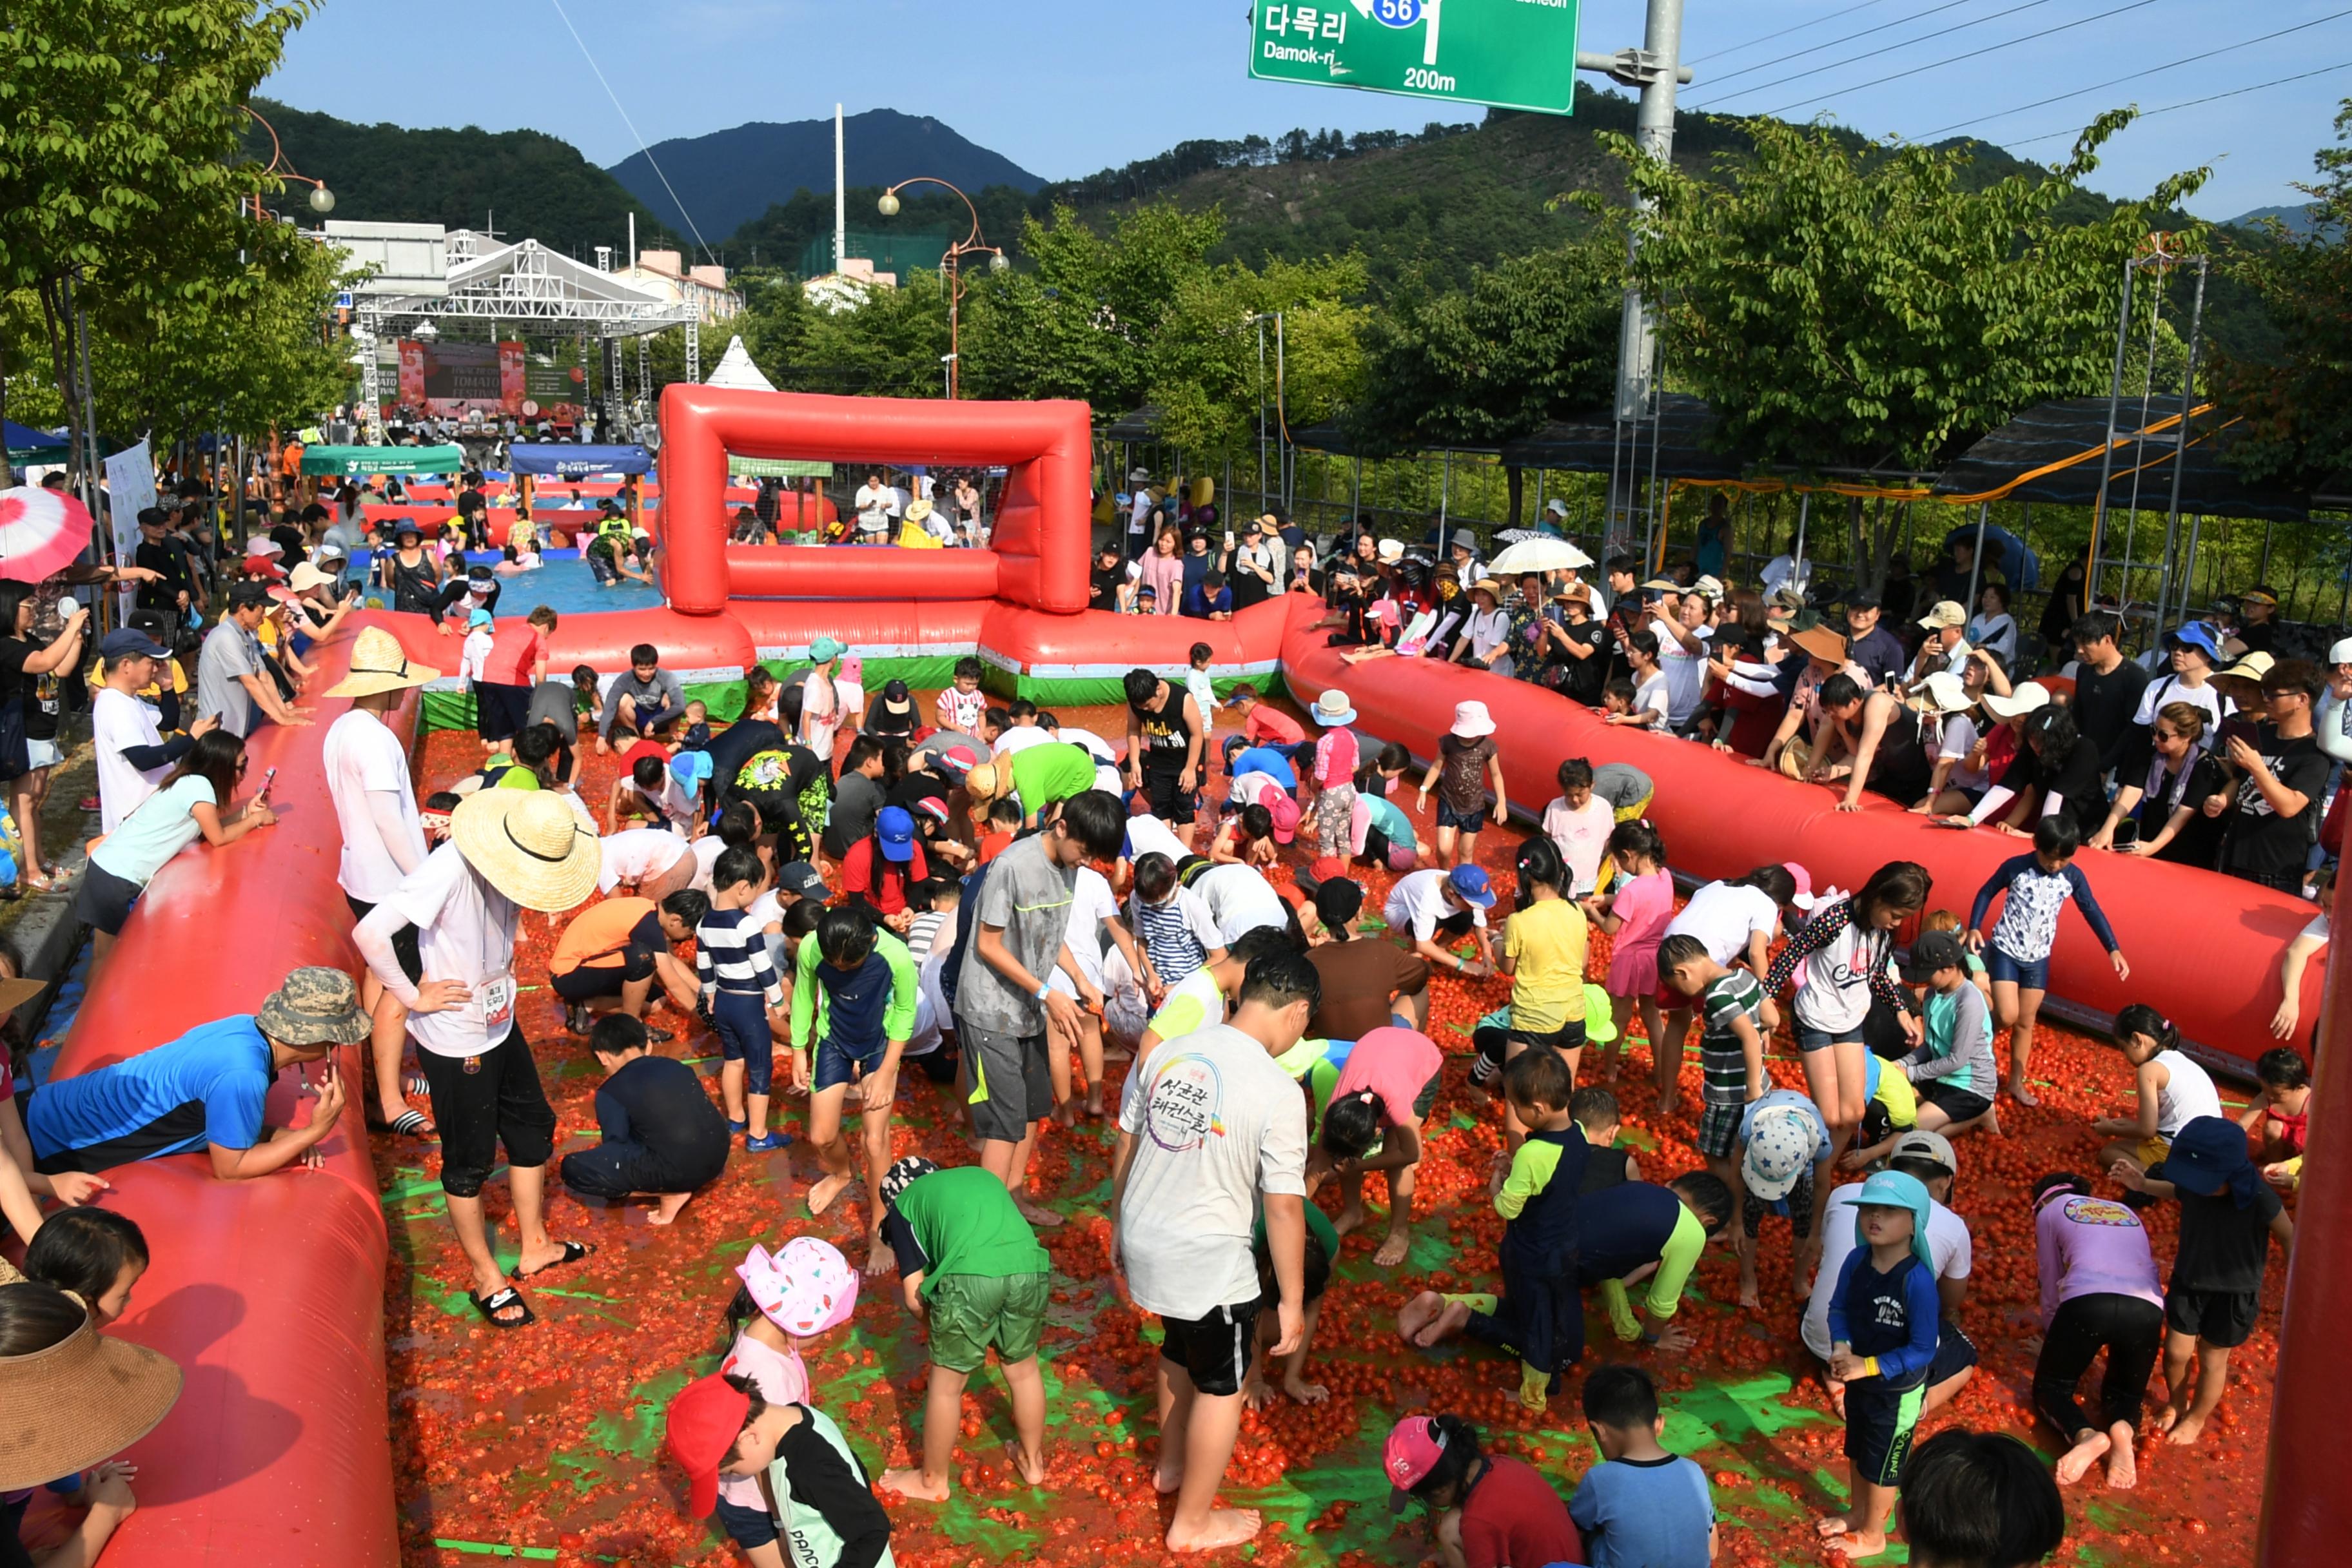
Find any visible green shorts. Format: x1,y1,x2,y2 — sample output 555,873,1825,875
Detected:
927,1270,1051,1373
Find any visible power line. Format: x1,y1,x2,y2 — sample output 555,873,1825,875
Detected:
2003,57,2352,148
1912,8,2352,139
545,0,712,263
1690,0,1899,66
1696,0,1997,94
1743,0,2164,119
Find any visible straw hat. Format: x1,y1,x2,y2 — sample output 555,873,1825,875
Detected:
1791,626,1847,665
451,789,602,912
288,561,336,594
325,626,442,699
0,1295,183,1491
1313,689,1357,727
964,761,1003,802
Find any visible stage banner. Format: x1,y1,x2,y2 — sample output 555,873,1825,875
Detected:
397,340,529,416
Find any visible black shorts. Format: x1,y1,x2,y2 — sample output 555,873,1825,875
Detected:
1159,1297,1263,1398
962,1024,1050,1143
1916,1079,1994,1123
1844,1378,1927,1488
1928,1321,1979,1386
344,894,424,986
76,861,143,937
1142,769,1199,824
549,944,656,1003
2166,1286,2261,1349
1507,1017,1588,1061
418,1026,558,1198
475,681,534,743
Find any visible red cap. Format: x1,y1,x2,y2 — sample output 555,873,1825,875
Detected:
1310,855,1347,883
665,1371,751,1517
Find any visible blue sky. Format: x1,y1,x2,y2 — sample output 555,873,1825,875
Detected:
263,0,2348,220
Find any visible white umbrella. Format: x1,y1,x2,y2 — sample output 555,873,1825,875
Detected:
1487,536,1593,576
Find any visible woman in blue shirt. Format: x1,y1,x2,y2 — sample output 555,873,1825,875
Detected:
78,729,275,981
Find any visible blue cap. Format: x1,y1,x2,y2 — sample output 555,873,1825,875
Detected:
669,749,714,787
1446,865,1496,908
876,805,916,862
1853,1170,1936,1269
810,635,844,663
98,628,170,661
2169,622,2221,661
2163,1115,2259,1206
467,607,493,628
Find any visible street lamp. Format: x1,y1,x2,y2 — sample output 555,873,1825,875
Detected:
239,106,334,220
876,176,1005,398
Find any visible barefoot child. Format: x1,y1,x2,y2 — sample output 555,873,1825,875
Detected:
1244,1204,1340,1409
2028,1172,2163,1490
665,1371,894,1568
1847,930,1999,1166
1463,1049,1589,1410
1498,838,1589,1117
1735,1088,1834,1310
790,906,918,1273
1659,934,1767,1202
698,847,792,1152
1965,815,2128,1106
1569,1366,1716,1568
2093,1004,2224,1179
558,1015,730,1223
1819,1170,1940,1559
1307,1024,1442,1268
2239,1046,2310,1188
873,1159,1053,1501
709,1239,859,1564
1585,820,1674,1084
2112,1116,2294,1448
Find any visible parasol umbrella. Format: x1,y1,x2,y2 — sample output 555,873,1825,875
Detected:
1487,536,1594,576
0,485,96,584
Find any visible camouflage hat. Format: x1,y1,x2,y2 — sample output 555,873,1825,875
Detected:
256,966,372,1047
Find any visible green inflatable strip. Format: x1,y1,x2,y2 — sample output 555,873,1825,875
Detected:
431,1542,558,1560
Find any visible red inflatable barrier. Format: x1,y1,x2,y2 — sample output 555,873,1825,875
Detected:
375,605,756,679
39,623,401,1567
656,386,1091,618
1273,596,2319,1069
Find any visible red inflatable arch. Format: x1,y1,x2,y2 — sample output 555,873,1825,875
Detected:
656,385,1093,616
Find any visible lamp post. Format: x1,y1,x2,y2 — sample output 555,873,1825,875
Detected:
240,106,334,219
877,177,1007,398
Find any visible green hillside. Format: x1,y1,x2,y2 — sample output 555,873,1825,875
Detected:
242,97,678,261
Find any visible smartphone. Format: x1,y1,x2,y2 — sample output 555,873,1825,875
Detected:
257,766,277,799
2111,819,2140,851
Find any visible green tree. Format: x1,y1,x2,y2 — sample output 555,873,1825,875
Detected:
2212,99,2352,492
1610,112,2208,582
1349,240,1620,522
0,0,316,473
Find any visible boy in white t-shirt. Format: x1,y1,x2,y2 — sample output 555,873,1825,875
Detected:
1541,757,1617,898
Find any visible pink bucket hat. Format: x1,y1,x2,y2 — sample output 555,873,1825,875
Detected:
736,1237,858,1337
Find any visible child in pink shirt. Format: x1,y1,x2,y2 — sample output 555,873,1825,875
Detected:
1588,818,1676,1083
1309,1024,1444,1266
713,1238,858,1560
1304,688,1361,858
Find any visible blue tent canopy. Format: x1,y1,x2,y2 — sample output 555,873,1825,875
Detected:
2,420,67,458
509,443,653,479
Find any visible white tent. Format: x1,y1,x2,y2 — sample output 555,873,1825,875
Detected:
705,335,776,393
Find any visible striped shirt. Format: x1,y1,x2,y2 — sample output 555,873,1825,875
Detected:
1130,885,1222,988
904,908,946,960
1700,970,1765,1108
696,907,784,1006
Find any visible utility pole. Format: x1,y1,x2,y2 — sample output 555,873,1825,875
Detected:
1576,0,1692,545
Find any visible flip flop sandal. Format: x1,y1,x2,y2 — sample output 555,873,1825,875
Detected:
470,1285,536,1329
404,1072,431,1099
384,1109,435,1138
516,1240,594,1280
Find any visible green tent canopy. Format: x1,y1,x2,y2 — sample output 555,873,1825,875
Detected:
299,444,465,478
727,456,834,479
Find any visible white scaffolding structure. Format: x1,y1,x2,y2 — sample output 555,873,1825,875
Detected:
354,231,701,442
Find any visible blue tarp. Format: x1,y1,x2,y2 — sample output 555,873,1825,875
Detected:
509,443,653,478
1,420,66,456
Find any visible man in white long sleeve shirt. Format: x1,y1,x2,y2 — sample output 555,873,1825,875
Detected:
324,628,438,1135
355,790,602,1331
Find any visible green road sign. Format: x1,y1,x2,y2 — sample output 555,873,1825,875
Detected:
1248,0,1580,116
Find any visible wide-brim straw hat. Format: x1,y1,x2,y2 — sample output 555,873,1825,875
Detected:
326,626,442,699
451,789,602,913
0,1307,183,1491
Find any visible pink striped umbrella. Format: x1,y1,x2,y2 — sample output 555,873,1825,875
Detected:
0,485,96,583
